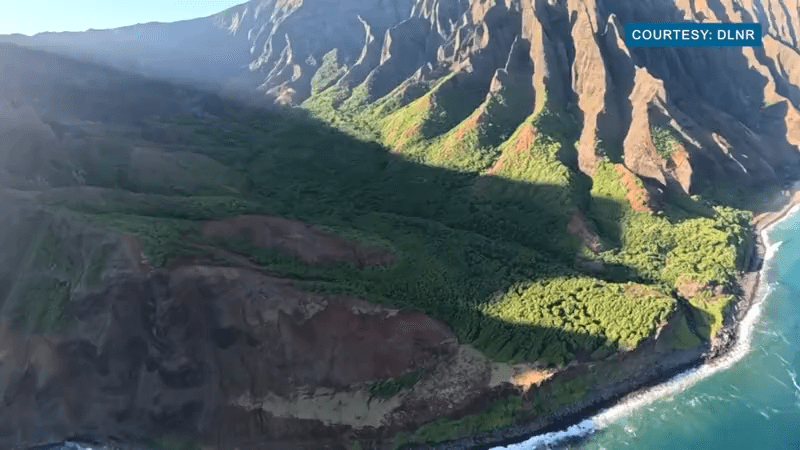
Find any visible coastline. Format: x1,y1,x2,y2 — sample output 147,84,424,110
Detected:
719,188,800,357
740,187,800,320
435,185,800,450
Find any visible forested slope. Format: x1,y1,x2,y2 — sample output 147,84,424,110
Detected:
2,0,800,448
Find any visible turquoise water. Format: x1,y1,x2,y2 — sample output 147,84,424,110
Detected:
496,209,800,450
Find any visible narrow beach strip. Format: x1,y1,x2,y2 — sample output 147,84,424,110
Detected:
492,188,800,450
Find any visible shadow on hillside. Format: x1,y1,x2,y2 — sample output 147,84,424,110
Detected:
0,41,718,450
5,42,665,338
604,0,800,201
8,42,714,328
0,47,626,265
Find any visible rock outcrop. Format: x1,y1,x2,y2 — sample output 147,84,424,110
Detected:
6,0,800,193
0,194,521,448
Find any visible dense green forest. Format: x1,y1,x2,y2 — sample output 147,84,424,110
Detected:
0,61,769,449
31,71,759,371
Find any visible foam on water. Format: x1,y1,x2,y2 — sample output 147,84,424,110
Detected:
63,444,94,450
491,207,795,450
493,419,596,450
45,443,94,450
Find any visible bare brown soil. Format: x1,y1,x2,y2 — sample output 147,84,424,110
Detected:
454,109,482,140
201,215,395,268
614,164,653,213
400,121,420,140
566,211,604,253
120,233,152,273
674,275,709,299
511,369,555,392
667,146,693,194
514,123,538,155
0,257,466,448
438,110,482,161
484,123,538,177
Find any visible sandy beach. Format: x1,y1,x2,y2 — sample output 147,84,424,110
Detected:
734,187,800,350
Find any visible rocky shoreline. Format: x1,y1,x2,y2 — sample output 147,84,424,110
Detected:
433,186,800,450
27,190,800,450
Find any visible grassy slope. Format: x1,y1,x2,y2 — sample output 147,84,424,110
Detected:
300,80,754,360
14,64,761,446
33,78,752,364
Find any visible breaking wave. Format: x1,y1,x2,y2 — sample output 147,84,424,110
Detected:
492,207,792,450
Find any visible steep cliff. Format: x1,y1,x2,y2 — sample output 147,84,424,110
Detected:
7,0,799,191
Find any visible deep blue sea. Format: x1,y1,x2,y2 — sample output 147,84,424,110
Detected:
495,207,800,450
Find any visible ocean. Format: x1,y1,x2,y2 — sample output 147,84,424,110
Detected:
493,207,800,450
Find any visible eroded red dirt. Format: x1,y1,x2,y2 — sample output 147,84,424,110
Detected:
486,122,538,176
614,164,654,213
120,233,152,273
201,215,395,268
0,262,460,449
515,122,538,155
567,211,604,253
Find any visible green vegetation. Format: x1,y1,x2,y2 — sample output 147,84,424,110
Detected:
379,90,436,149
12,278,72,332
35,71,755,375
310,49,348,95
85,242,115,287
302,84,353,121
670,312,704,350
699,176,782,211
483,279,674,362
595,138,624,163
53,96,749,364
368,80,436,118
527,374,591,416
301,84,380,140
589,160,750,290
7,225,81,333
394,396,524,448
72,139,133,189
369,369,429,399
584,159,752,344
651,126,681,160
687,291,735,339
47,193,265,222
590,160,630,202
481,113,577,206
146,434,200,450
378,74,488,153
4,40,777,450
78,213,202,268
411,80,534,172
482,83,535,142
427,117,494,171
0,64,764,450
341,80,371,110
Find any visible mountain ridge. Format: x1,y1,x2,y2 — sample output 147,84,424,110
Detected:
1,1,800,449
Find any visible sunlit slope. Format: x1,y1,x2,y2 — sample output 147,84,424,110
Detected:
1,42,749,369
0,42,764,449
